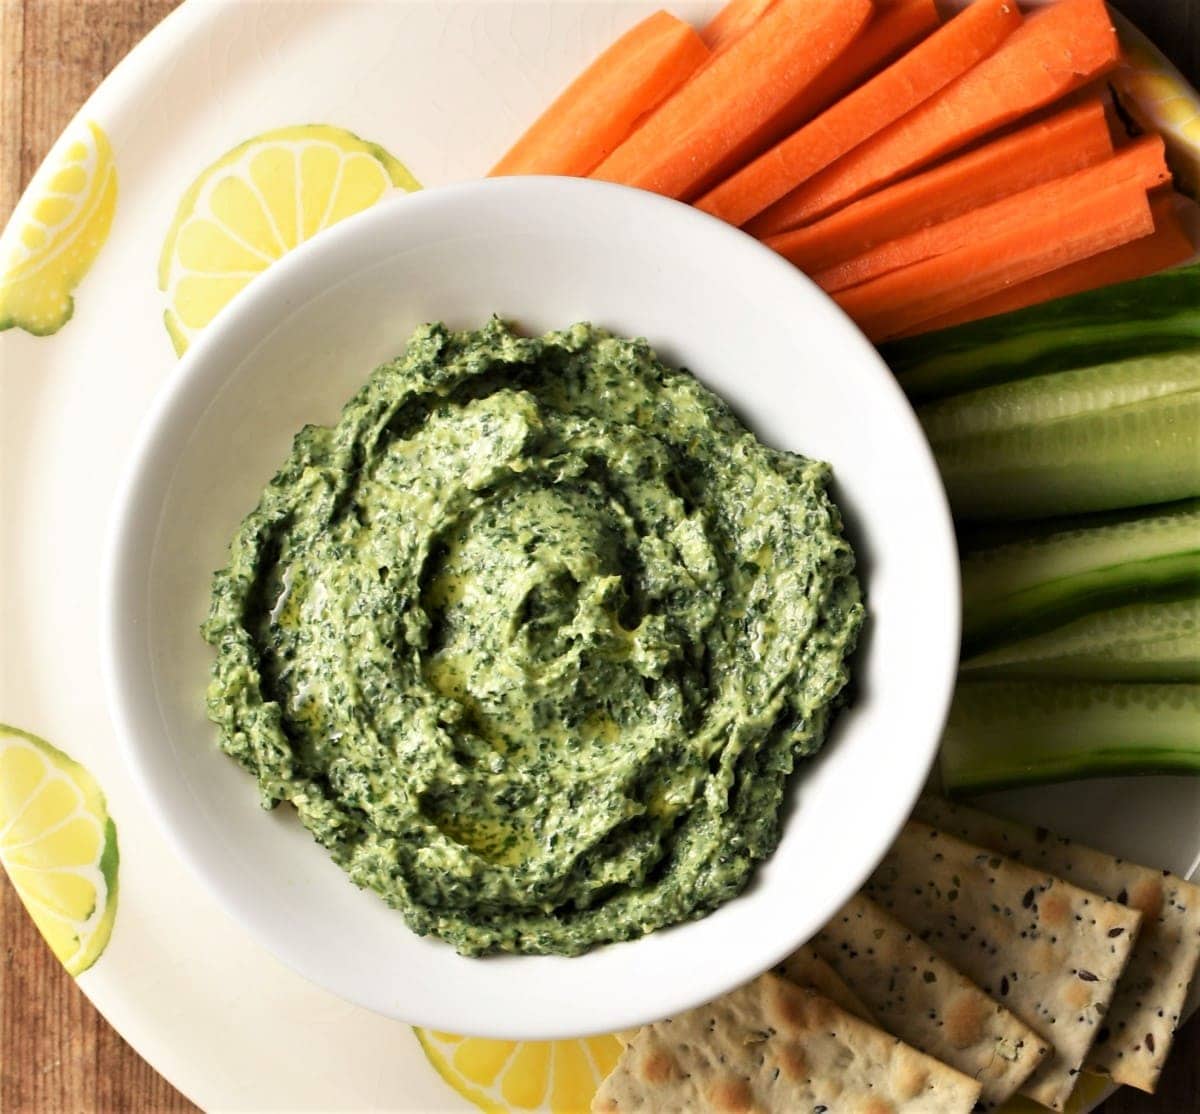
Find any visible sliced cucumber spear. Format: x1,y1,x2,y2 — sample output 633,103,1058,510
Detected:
960,598,1200,682
919,349,1200,521
883,262,1200,403
940,680,1200,794
961,500,1200,657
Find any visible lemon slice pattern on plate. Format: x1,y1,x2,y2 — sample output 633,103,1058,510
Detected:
415,1029,623,1113
0,120,118,337
158,124,420,355
0,725,119,976
414,1027,1111,1114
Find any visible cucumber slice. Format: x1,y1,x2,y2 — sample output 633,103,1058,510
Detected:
930,389,1200,521
956,500,1194,555
882,262,1200,403
919,350,1200,520
959,598,1200,681
940,680,1200,793
919,349,1200,440
961,500,1200,656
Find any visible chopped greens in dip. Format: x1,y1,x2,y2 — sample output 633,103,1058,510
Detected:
203,319,863,956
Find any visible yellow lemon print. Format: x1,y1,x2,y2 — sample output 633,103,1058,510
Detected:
415,1030,623,1114
0,724,119,976
1113,34,1200,199
0,120,117,336
158,125,420,354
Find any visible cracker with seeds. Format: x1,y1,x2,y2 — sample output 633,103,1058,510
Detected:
914,796,1200,1094
811,892,1050,1106
776,941,874,1020
592,973,982,1113
619,945,873,1046
865,821,1141,1111
617,946,870,1048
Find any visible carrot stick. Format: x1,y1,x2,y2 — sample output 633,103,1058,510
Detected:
764,100,1114,272
489,11,709,178
749,0,1120,235
701,0,777,53
836,183,1154,341
696,0,1022,227
815,135,1171,292
694,0,940,188
899,193,1195,335
771,0,941,139
590,0,873,202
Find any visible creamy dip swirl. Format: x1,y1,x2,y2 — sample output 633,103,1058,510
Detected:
203,319,863,955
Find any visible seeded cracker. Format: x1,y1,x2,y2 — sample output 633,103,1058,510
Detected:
776,941,875,1020
914,796,1200,1094
810,892,1050,1106
591,972,982,1113
617,943,871,1047
865,821,1141,1111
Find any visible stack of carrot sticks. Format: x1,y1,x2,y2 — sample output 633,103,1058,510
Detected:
490,0,1195,340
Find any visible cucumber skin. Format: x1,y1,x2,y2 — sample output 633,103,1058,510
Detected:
958,497,1200,555
964,556,1200,657
962,658,1200,682
939,680,1200,794
946,747,1200,794
959,599,1200,682
918,350,1200,441
931,388,1200,521
882,263,1200,403
961,502,1200,657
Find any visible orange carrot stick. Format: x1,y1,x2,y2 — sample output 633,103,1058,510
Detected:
694,0,940,186
700,0,777,53
770,0,941,140
703,0,936,81
696,0,1021,227
764,100,1114,272
836,182,1154,341
749,0,1120,235
489,11,709,178
899,193,1195,335
815,135,1171,292
590,0,873,201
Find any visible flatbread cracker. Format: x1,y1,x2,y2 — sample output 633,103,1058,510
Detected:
914,796,1200,1094
811,892,1050,1106
592,972,982,1113
776,941,874,1020
865,821,1141,1111
614,945,871,1050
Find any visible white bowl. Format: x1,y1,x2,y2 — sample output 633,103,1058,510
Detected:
103,176,958,1040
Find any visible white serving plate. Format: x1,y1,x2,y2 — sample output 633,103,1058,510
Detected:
2,1,1198,1109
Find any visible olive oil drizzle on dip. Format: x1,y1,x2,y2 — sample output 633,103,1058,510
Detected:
203,320,863,956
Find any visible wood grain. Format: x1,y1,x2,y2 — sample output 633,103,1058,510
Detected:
2,6,195,1108
1,1,1198,1111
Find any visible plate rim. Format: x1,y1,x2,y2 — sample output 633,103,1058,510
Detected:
3,0,1197,1108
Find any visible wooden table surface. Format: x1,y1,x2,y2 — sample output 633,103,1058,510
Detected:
2,1,1198,1110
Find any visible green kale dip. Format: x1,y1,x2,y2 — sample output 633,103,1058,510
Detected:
203,319,863,956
